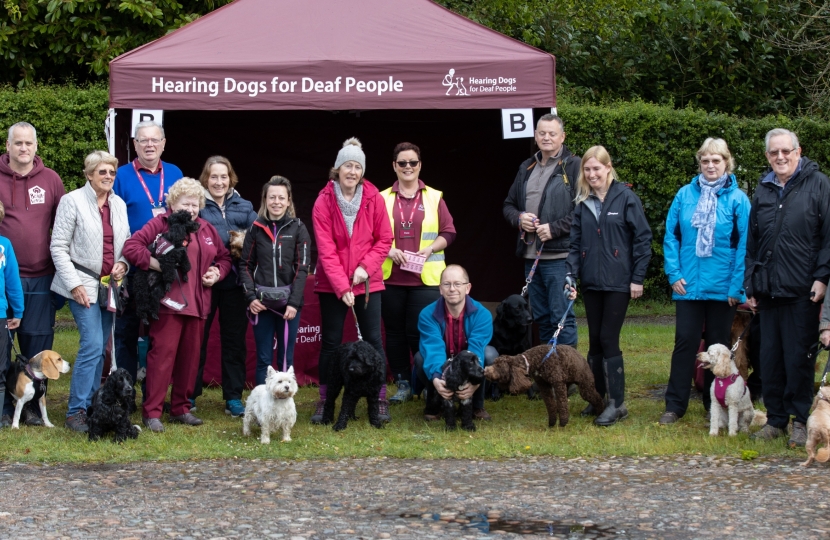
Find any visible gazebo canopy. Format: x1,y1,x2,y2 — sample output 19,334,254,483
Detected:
109,0,556,110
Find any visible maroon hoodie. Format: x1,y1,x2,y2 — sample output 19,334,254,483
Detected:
0,154,65,277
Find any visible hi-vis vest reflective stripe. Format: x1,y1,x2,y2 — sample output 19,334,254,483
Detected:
380,185,446,286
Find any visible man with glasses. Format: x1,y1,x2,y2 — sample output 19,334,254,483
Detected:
415,264,497,421
113,121,183,385
746,128,830,448
503,114,582,349
0,122,65,427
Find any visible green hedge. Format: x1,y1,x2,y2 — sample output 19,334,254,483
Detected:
0,84,109,191
2,86,829,299
560,100,830,298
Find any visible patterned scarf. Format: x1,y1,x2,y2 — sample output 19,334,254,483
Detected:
691,173,728,258
333,181,363,237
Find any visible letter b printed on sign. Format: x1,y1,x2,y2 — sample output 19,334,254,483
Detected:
501,108,533,139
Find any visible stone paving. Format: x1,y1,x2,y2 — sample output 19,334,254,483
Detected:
0,455,826,539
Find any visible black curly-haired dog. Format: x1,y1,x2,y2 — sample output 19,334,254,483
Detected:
87,368,141,442
133,210,200,324
322,341,385,431
484,344,604,428
427,350,485,431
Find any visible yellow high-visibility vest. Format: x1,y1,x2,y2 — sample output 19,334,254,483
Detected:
380,185,445,286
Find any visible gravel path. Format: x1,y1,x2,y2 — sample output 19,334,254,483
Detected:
0,455,824,539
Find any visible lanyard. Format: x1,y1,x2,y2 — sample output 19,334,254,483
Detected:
446,312,465,356
396,190,421,227
132,159,165,208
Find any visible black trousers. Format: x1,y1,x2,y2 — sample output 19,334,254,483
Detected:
381,284,440,382
582,290,630,359
759,298,821,427
665,300,736,417
317,292,385,386
194,286,248,401
746,312,762,401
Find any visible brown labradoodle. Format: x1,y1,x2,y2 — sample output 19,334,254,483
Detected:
484,344,604,428
802,385,830,467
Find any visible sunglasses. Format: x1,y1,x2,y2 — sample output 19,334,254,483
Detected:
396,160,420,168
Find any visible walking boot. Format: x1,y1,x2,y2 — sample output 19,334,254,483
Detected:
310,385,327,424
594,355,628,426
389,375,412,405
581,354,605,417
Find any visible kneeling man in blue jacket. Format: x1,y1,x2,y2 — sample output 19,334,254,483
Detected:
414,264,498,421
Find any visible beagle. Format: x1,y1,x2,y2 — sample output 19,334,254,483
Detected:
7,350,70,429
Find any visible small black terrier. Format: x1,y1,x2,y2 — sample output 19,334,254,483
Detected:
133,210,200,324
322,341,386,431
87,368,140,442
427,350,485,431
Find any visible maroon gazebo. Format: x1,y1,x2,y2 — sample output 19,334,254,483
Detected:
108,0,558,385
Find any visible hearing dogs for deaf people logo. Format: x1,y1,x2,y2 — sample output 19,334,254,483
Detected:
443,69,517,95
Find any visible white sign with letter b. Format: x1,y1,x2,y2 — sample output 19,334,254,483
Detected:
501,108,533,139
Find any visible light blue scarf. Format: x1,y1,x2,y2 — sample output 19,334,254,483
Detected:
691,173,728,258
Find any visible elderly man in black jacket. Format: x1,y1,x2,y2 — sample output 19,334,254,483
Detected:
745,128,830,447
503,114,582,347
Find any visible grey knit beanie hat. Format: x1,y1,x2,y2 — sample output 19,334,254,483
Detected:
334,137,366,173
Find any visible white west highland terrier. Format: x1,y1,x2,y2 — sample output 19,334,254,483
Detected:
243,366,298,443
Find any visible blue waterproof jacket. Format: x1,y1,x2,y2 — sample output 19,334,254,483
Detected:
664,175,750,302
418,296,493,381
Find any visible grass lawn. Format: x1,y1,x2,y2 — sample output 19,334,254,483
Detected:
0,318,809,464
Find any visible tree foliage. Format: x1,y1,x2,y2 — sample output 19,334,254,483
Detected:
439,0,823,117
0,0,231,85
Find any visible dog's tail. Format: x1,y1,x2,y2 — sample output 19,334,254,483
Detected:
752,410,767,427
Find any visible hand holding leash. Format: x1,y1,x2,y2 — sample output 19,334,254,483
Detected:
564,274,577,301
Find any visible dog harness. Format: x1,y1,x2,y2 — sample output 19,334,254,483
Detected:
24,364,47,401
714,374,745,408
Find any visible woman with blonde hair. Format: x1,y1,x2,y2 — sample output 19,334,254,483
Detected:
659,138,749,425
565,145,652,426
123,177,232,432
51,150,130,432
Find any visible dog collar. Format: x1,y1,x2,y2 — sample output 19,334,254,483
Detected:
24,364,46,383
819,391,830,404
521,355,530,375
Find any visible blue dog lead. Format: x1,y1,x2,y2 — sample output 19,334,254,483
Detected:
542,289,575,363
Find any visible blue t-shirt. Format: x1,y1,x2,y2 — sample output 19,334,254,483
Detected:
114,159,184,233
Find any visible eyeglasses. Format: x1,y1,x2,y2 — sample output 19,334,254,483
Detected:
396,160,420,168
440,281,469,290
700,158,723,166
136,138,163,146
766,148,795,157
97,169,115,177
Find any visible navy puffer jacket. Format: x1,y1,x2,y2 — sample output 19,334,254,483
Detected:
199,188,258,289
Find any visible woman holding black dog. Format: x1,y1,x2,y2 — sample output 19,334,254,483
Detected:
380,142,456,404
123,177,232,432
51,150,130,433
240,176,310,387
565,145,652,426
192,156,257,418
659,138,749,426
311,137,393,424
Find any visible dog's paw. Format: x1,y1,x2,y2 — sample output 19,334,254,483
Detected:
370,421,384,429
260,437,271,444
444,423,457,432
462,423,476,432
43,421,55,428
282,435,292,442
333,422,347,431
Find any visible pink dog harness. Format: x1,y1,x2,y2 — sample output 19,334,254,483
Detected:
714,374,745,408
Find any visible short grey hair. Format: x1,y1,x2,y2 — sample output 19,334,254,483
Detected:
536,114,564,132
765,128,799,152
83,150,119,178
7,122,37,144
134,120,166,139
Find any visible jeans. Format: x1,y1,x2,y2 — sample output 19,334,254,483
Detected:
525,258,577,346
381,284,440,382
317,292,385,386
414,346,498,410
252,308,301,386
67,300,113,417
665,300,736,417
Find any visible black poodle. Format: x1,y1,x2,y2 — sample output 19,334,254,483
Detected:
87,368,141,442
427,350,485,431
487,294,533,400
132,210,200,324
322,341,386,431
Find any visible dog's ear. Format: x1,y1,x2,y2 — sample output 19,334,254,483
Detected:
496,302,504,318
508,358,532,394
39,352,63,380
